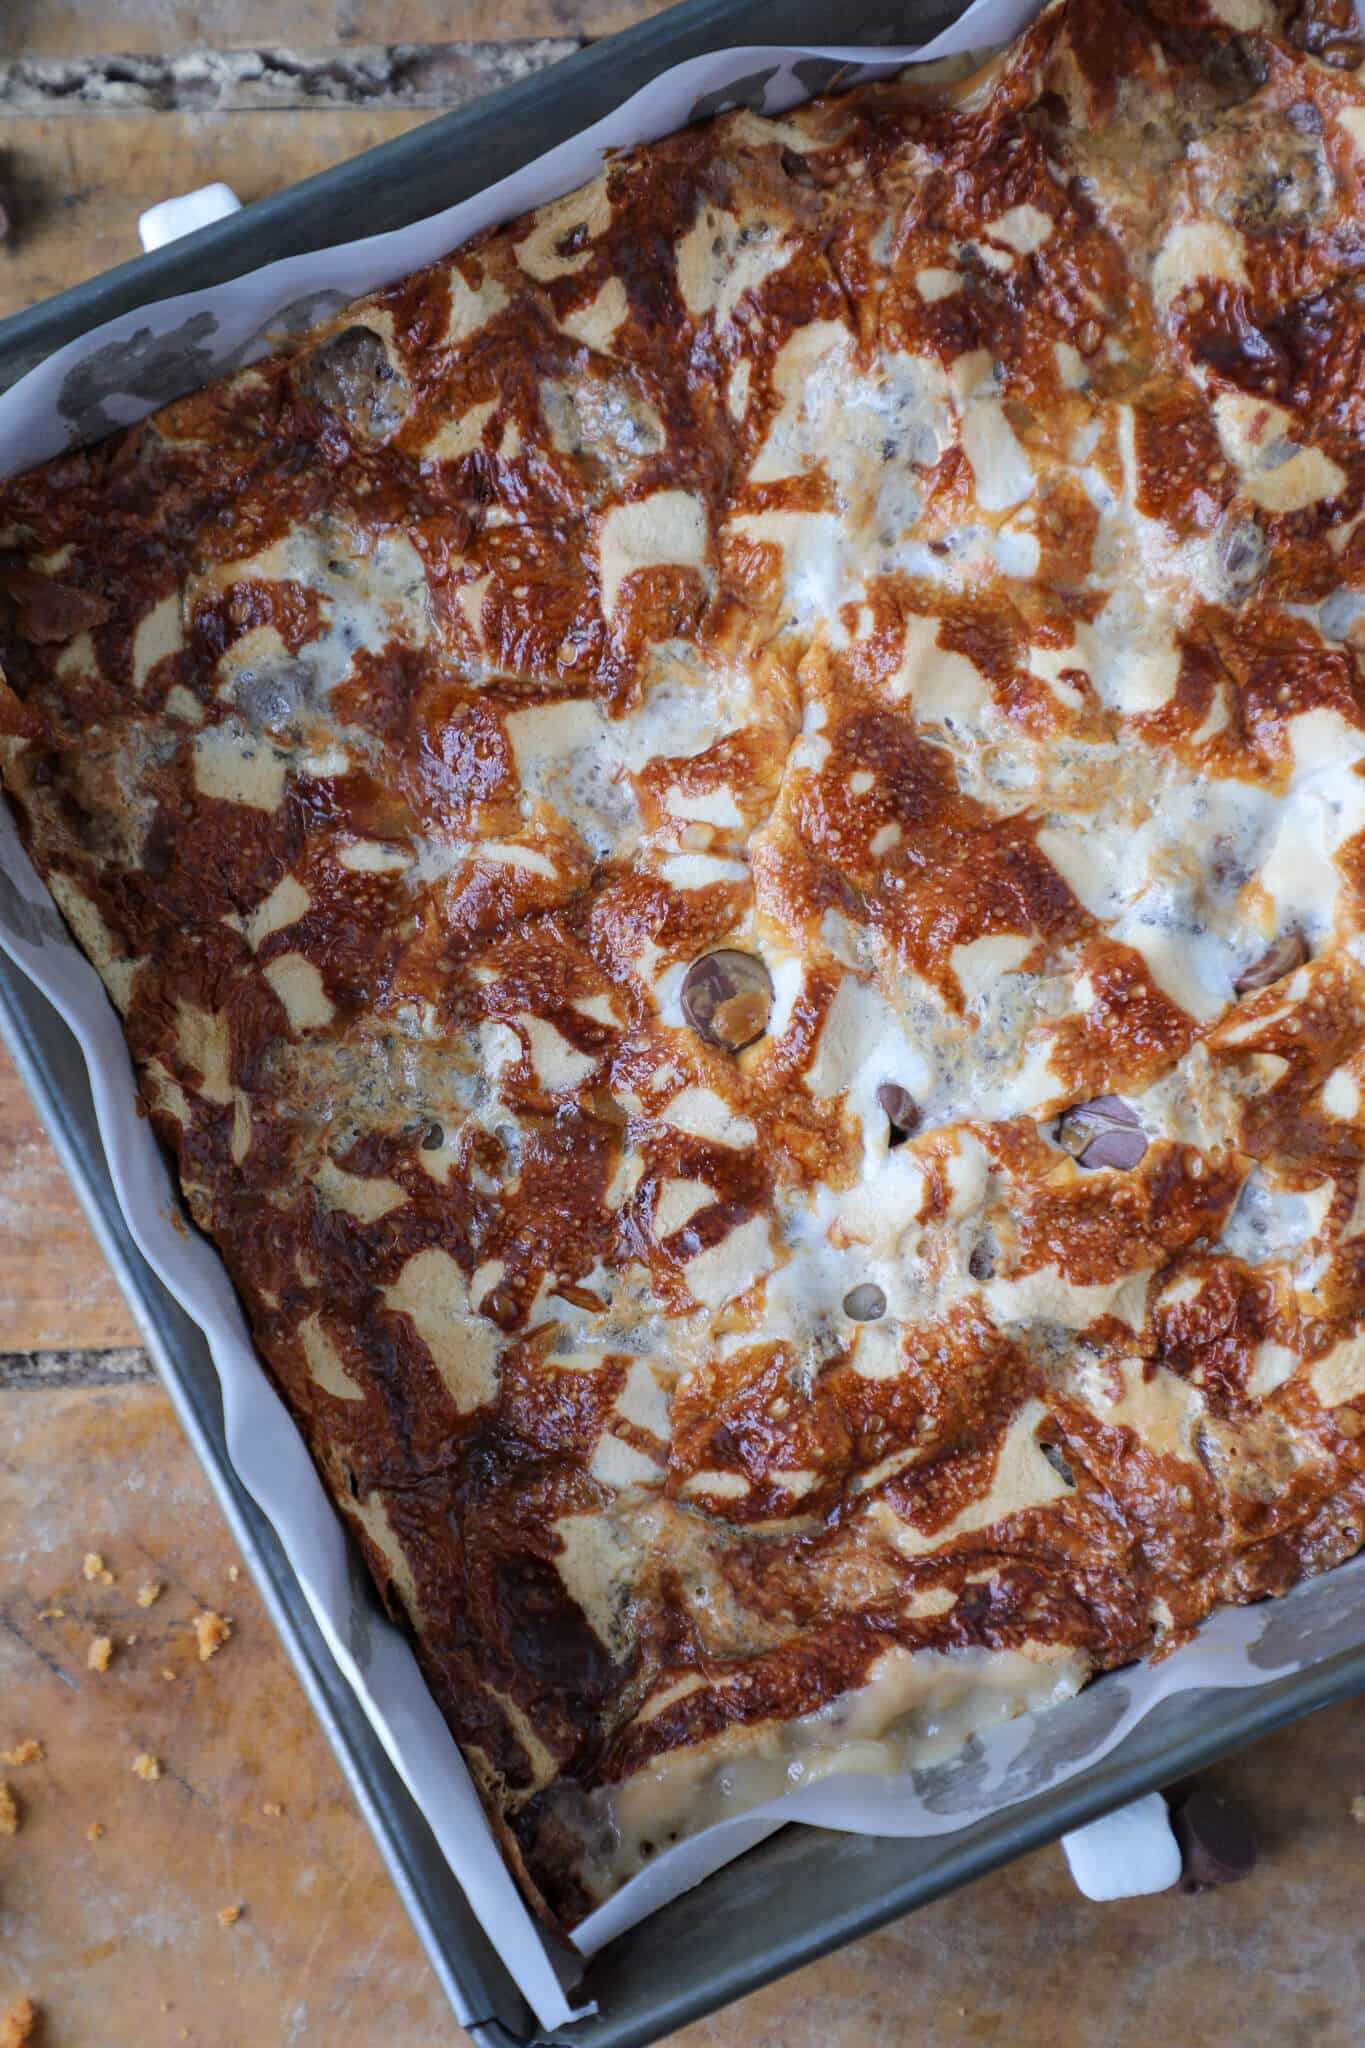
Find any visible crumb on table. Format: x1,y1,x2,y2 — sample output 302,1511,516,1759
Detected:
136,1580,163,1609
216,1902,244,1928
162,1667,177,1683
82,1551,113,1585
131,1752,161,1782
37,1607,63,1621
1352,1794,1365,1825
87,1635,113,1673
0,1740,43,1767
261,1801,284,1819
1,1997,38,2048
86,1820,106,1841
0,1780,18,1835
192,1610,231,1662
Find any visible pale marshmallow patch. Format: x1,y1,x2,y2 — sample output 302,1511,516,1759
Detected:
654,1177,717,1238
244,874,310,950
132,592,183,689
263,952,334,1032
598,491,709,617
659,1086,757,1150
674,201,792,327
384,1248,500,1412
516,1013,597,1093
515,177,612,281
559,276,629,349
987,203,1053,254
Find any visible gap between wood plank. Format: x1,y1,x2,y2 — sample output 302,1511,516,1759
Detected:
0,41,582,114
0,1346,153,1387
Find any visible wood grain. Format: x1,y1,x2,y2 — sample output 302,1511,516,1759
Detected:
0,1383,457,2046
3,1384,1362,2048
0,1046,138,1353
0,109,435,313
0,0,669,61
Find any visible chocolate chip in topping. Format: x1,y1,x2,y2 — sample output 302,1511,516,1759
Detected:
1234,930,1308,994
1169,1788,1258,1893
1057,1094,1146,1170
968,1239,996,1283
877,1081,921,1146
298,323,409,439
843,1283,887,1322
420,1122,444,1150
1215,512,1269,605
680,949,773,1052
1039,1440,1077,1487
1078,1125,1148,1171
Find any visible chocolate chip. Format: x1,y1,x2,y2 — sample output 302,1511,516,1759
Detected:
878,1081,921,1145
1039,1440,1077,1487
1215,513,1268,605
298,324,409,439
1078,1126,1148,1171
1233,931,1307,994
1170,1788,1258,1892
843,1282,887,1322
420,1122,444,1151
1057,1095,1146,1170
968,1238,996,1283
680,949,773,1052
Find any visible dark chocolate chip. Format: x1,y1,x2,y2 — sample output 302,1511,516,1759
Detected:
843,1282,887,1322
1057,1095,1146,1170
680,948,773,1052
1170,1789,1258,1892
878,1081,921,1145
1234,930,1308,994
420,1122,444,1150
298,323,409,439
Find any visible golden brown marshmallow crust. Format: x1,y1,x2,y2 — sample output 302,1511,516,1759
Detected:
2,0,1365,1929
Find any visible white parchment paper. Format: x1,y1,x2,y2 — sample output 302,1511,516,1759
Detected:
1,0,1362,2026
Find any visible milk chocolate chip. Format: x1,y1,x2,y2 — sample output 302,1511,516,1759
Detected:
681,949,773,1052
1057,1095,1147,1171
1170,1788,1258,1892
1234,930,1307,994
878,1082,921,1145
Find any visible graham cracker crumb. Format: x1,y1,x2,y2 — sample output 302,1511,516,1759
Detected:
136,1580,163,1609
2,1997,38,2048
125,1634,138,1647
87,1635,113,1673
37,1607,64,1621
228,1564,240,1582
162,1667,177,1682
0,1780,19,1835
82,1551,113,1585
0,1740,43,1767
131,1752,161,1782
261,1801,284,1818
1352,1794,1365,1825
216,1902,244,1928
86,1820,106,1841
193,1610,231,1662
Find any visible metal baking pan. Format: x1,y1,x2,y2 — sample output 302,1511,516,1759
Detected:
2,3,1363,2041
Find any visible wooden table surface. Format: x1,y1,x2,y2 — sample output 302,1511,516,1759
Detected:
0,8,1362,2045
